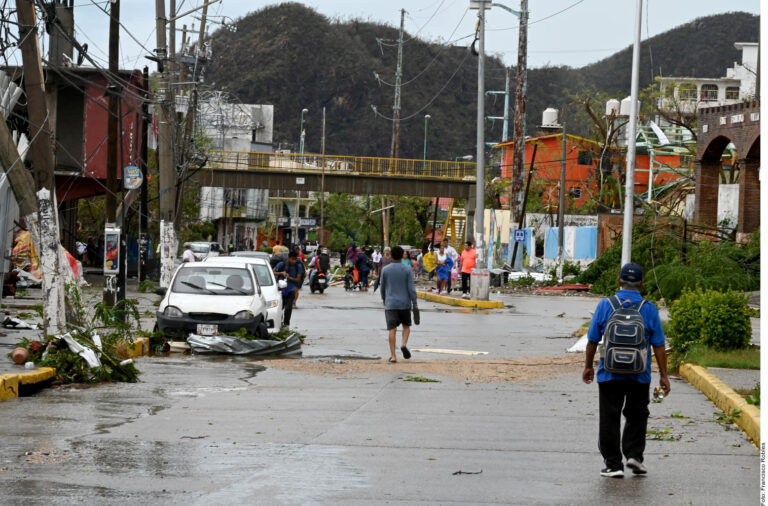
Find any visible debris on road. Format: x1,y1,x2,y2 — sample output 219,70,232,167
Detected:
411,348,488,356
187,332,302,356
3,316,37,329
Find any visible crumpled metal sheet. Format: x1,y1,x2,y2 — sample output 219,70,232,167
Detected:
187,333,302,357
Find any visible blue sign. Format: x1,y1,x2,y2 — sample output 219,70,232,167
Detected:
123,165,143,190
514,229,525,242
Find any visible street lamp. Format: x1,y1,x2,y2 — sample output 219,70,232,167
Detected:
296,108,308,246
455,155,473,162
299,108,309,157
423,114,431,164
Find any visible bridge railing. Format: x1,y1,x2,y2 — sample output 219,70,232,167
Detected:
206,150,477,181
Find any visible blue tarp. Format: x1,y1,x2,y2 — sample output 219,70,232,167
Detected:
573,226,597,259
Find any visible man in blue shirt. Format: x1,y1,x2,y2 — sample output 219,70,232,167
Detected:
274,251,304,328
380,246,418,363
582,262,670,478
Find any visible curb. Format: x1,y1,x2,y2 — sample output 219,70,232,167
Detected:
417,291,504,309
126,337,151,358
679,363,760,446
0,367,56,401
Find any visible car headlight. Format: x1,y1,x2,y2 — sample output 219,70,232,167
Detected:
268,300,278,308
234,310,254,320
164,306,183,318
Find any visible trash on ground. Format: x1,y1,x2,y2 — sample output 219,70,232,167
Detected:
56,332,102,368
187,332,302,356
411,348,489,356
567,335,589,353
3,316,37,329
168,341,191,352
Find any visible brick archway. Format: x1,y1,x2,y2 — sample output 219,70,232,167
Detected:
696,101,760,236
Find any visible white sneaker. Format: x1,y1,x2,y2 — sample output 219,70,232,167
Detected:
626,458,647,475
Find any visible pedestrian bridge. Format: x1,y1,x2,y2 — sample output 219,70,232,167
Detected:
197,150,477,198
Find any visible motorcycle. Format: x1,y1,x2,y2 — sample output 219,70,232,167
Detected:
309,268,328,294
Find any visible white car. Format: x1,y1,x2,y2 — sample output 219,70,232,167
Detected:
155,258,270,340
203,256,286,332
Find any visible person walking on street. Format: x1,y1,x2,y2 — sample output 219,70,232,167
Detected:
442,238,458,293
346,242,359,266
373,247,392,293
459,241,476,298
372,248,382,276
273,251,304,327
423,248,437,281
380,246,418,363
182,243,196,263
290,245,306,307
435,243,453,295
582,263,670,478
356,248,371,291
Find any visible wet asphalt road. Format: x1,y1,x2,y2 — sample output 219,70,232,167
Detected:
0,283,759,505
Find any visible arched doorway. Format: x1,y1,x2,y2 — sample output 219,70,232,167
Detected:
737,134,760,237
694,135,731,227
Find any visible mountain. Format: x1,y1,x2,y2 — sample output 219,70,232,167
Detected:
206,4,759,160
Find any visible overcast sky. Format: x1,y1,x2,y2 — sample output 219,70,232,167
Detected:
38,0,760,70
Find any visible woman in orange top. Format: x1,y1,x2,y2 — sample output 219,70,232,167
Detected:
459,241,476,299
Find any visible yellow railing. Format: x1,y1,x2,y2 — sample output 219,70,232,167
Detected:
207,150,477,181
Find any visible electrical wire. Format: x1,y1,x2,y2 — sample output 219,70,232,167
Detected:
487,0,586,32
372,40,473,122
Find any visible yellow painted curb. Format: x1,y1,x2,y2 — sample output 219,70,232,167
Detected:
679,363,760,446
0,367,56,401
417,291,504,309
126,337,150,358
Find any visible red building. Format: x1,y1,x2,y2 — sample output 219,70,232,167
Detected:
494,132,692,210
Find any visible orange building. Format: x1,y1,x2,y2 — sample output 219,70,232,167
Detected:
494,132,692,210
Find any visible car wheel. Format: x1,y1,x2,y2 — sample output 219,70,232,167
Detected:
257,320,269,340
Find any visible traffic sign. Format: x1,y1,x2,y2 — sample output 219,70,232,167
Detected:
123,165,143,190
514,229,525,242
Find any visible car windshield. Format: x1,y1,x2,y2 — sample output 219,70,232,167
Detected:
251,264,274,286
188,243,210,254
172,266,254,295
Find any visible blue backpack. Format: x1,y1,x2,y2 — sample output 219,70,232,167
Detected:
600,296,648,374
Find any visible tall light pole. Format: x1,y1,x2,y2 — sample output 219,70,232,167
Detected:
622,0,643,266
423,114,431,164
470,0,490,300
296,108,308,246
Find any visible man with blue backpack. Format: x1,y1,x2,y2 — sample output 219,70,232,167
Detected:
582,262,670,478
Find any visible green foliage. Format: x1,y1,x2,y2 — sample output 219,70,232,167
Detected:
668,288,753,367
676,343,760,370
260,247,273,254
714,409,741,425
746,383,760,407
138,280,156,293
646,427,676,441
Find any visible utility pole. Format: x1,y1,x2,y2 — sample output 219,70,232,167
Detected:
622,0,643,266
320,106,326,245
16,0,65,334
509,0,528,270
104,0,120,306
139,66,150,282
557,121,566,283
470,0,489,301
155,0,177,287
382,8,405,248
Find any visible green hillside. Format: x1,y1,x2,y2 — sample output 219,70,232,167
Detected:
206,3,759,159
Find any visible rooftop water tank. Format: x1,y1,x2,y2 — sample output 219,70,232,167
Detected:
620,96,640,117
541,107,560,128
605,99,619,117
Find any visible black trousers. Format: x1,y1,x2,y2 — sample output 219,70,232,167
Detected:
598,380,650,469
282,294,294,326
461,272,470,293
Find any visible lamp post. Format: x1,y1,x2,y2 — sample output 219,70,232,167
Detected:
295,108,308,246
423,114,431,165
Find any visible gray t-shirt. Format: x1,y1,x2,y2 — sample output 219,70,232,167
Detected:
380,262,418,310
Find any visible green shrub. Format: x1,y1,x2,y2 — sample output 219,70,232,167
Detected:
260,247,273,254
669,288,752,361
699,290,751,350
138,280,155,293
668,289,706,355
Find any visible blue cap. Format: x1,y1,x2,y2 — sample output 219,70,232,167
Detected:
619,263,644,284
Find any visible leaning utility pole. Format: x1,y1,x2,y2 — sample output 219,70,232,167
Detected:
382,8,405,248
16,0,65,334
104,0,120,306
509,0,528,269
